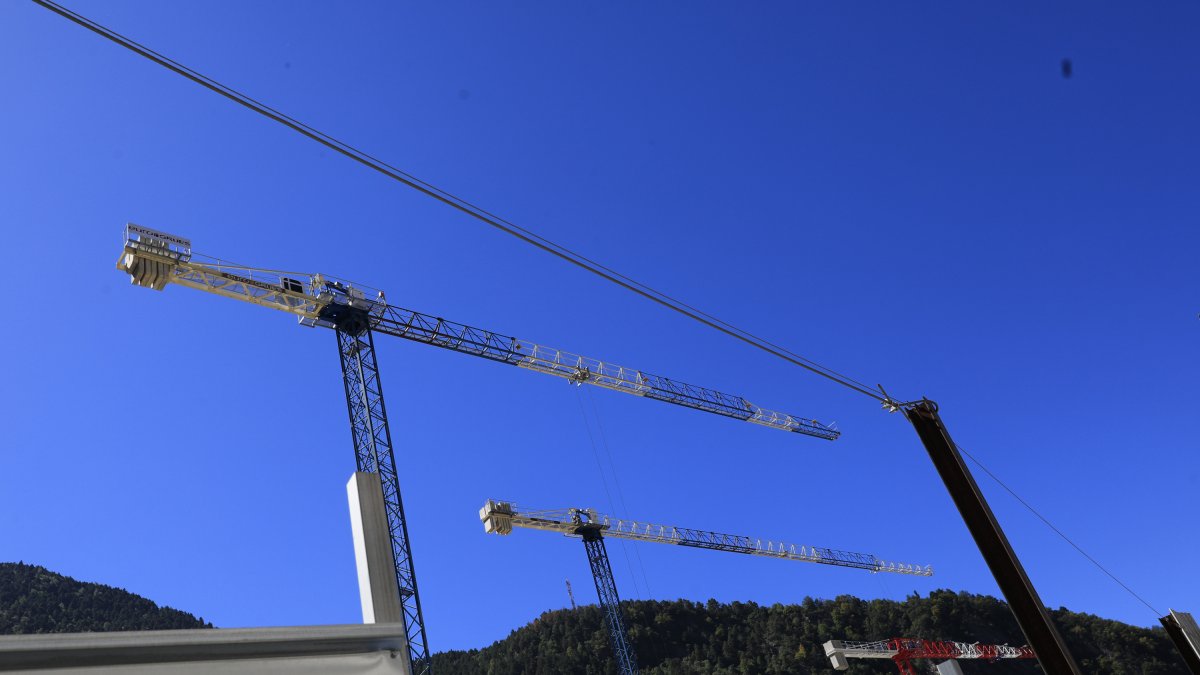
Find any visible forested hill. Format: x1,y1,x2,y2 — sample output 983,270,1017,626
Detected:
0,566,1183,673
0,562,212,634
434,591,1185,675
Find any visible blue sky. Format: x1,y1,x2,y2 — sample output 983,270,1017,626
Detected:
2,0,1197,653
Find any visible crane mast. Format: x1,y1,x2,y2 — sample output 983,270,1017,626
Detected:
116,224,841,675
565,579,577,610
582,527,640,675
119,225,432,673
483,503,640,674
335,321,428,670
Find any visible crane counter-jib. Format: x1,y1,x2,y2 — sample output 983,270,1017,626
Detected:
116,224,840,440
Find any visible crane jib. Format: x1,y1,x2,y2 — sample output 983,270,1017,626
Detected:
370,305,838,439
117,224,846,675
117,226,838,441
214,270,279,293
481,501,934,577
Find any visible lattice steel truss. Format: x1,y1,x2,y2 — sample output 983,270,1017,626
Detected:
116,225,846,675
337,324,429,675
373,307,838,439
581,528,640,675
823,637,1036,674
481,501,933,577
117,225,837,440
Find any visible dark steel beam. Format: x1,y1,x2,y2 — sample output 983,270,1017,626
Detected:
1161,611,1200,674
904,399,1082,675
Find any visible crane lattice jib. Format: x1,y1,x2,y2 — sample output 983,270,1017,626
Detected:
117,224,842,675
116,225,839,440
481,501,933,577
889,638,1036,660
823,638,1036,662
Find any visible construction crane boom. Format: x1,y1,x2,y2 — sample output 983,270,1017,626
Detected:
482,500,933,675
481,501,933,576
116,224,839,440
824,638,1036,674
116,224,844,675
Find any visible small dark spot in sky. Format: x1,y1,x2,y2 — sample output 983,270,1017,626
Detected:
458,89,471,100
284,61,292,70
1061,58,1072,78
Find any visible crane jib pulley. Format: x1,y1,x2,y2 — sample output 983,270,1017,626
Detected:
116,224,840,440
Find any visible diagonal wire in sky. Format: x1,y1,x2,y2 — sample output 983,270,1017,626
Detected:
30,0,888,406
31,0,1164,622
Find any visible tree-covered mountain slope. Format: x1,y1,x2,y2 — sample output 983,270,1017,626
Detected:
434,591,1185,675
0,562,212,634
1,565,1182,674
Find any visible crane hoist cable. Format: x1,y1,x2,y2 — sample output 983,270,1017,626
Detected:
574,388,648,600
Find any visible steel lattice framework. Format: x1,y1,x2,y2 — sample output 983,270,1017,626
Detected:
823,638,1036,674
371,307,837,439
115,224,843,675
481,501,934,675
115,224,839,440
581,529,640,675
336,327,429,673
481,501,933,576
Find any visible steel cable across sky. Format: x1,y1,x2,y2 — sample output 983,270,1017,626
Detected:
30,0,1166,626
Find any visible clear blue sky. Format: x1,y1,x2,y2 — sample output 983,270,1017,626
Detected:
2,0,1197,652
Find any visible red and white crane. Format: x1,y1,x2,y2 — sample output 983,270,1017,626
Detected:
824,638,1036,675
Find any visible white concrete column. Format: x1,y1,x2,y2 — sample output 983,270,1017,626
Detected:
936,660,965,675
347,472,404,624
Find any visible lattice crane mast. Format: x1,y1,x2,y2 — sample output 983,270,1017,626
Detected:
823,638,1036,675
480,500,934,675
115,224,841,675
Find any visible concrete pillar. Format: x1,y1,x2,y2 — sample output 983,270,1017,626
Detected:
936,660,965,675
347,472,404,624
